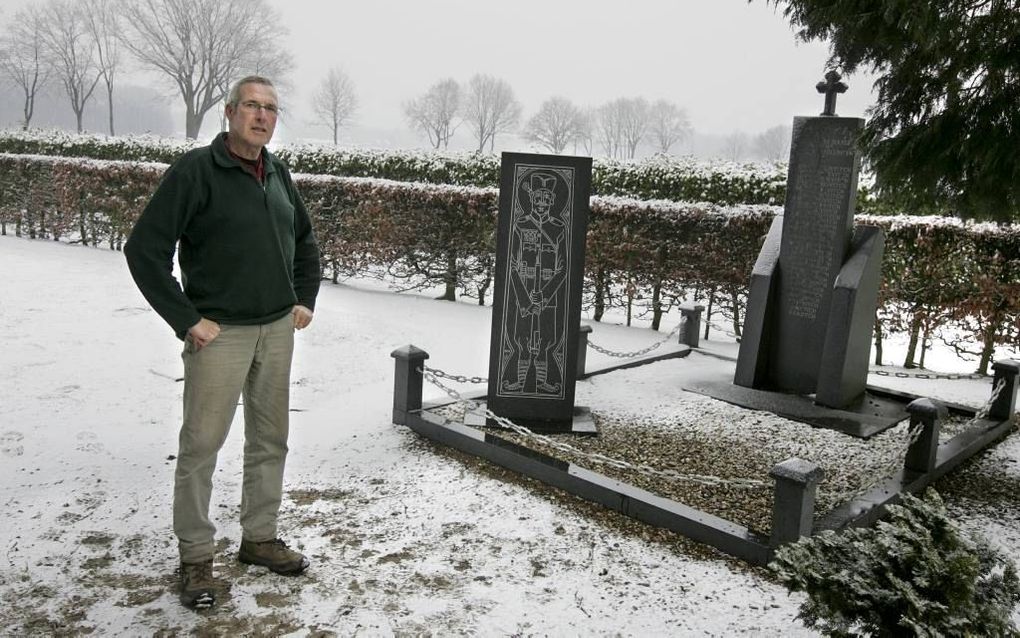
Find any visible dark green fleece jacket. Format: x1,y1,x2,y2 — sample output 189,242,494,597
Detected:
125,133,320,338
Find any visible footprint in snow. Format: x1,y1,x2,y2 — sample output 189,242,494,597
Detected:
1,430,24,457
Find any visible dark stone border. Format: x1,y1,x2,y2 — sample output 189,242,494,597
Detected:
392,346,1019,565
410,405,774,564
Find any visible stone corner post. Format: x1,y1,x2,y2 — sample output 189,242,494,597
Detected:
576,325,593,378
989,360,1020,421
390,345,429,425
678,304,706,348
903,398,946,475
770,458,823,548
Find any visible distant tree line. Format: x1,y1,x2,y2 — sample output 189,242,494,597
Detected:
0,0,292,138
0,0,788,160
402,78,698,159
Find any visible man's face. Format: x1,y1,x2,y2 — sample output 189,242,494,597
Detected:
225,82,278,153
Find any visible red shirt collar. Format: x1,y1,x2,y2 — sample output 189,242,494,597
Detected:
224,135,265,182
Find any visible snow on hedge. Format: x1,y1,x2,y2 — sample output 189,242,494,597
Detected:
0,129,788,205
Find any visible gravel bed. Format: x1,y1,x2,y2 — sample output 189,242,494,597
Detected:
434,396,1007,538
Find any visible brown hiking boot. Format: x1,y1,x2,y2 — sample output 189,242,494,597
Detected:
179,560,217,609
238,538,309,575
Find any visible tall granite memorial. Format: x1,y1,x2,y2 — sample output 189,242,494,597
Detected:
485,152,593,431
734,72,886,410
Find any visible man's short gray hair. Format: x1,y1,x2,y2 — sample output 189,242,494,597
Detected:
227,76,276,107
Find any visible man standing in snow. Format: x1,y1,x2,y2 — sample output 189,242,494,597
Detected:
125,75,320,609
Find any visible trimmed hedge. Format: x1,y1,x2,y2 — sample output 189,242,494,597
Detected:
0,129,788,205
1,152,1016,373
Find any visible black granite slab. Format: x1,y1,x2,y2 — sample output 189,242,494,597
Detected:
487,152,593,429
772,116,864,393
815,226,885,407
734,215,782,389
688,373,910,438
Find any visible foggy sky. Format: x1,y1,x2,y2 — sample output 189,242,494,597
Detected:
271,0,878,146
0,0,878,152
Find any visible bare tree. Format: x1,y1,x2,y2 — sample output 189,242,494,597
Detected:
574,106,595,155
723,131,749,161
82,0,123,136
39,0,102,133
403,78,460,150
648,99,691,154
461,74,521,153
312,67,357,145
524,96,583,154
121,0,292,139
596,99,626,159
619,97,649,159
0,6,51,130
754,124,791,162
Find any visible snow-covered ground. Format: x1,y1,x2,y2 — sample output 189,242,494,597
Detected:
1,235,1017,636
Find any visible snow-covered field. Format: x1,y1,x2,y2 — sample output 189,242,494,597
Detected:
1,235,1017,636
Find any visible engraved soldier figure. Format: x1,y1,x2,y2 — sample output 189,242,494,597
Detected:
501,171,568,394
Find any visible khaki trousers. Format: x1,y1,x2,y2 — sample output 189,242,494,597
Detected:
174,313,294,563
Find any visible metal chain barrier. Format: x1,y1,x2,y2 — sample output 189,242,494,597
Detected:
869,369,985,381
425,366,487,385
823,419,926,506
704,318,740,340
420,365,771,490
586,319,686,359
976,376,1007,421
824,377,1008,504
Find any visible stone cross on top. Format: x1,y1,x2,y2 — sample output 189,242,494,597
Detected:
816,70,848,116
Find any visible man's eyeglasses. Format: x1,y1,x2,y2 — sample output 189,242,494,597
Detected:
238,100,279,116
